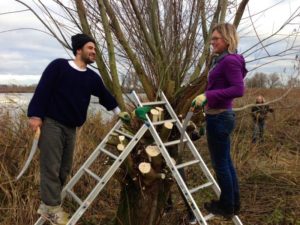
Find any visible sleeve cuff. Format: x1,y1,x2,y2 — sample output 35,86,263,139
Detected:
112,107,121,115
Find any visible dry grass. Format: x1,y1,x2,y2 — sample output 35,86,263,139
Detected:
0,111,119,225
0,88,299,225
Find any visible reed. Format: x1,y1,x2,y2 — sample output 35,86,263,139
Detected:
0,88,299,225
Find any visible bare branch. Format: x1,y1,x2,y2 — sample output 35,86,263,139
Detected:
102,0,155,100
219,0,228,23
97,0,125,109
15,0,69,49
233,87,293,112
233,0,249,28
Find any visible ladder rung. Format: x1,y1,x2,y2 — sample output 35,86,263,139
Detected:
100,148,118,160
152,119,176,125
114,129,134,139
204,213,215,221
84,168,101,181
141,100,166,106
66,189,83,205
164,139,187,146
176,159,200,169
189,182,214,194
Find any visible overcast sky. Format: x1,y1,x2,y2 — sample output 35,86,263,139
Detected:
0,0,299,85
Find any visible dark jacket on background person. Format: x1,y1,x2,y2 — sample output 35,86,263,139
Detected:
251,105,274,123
28,58,118,127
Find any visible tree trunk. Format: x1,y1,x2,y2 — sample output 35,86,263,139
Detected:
113,117,177,225
115,179,171,225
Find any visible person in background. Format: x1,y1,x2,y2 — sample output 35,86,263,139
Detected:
192,23,247,219
251,95,274,143
28,33,121,225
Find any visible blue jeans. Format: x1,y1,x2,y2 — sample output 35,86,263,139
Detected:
206,110,240,210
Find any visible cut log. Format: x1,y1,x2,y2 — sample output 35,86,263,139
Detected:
145,145,160,157
150,109,159,122
118,135,128,146
117,143,125,151
155,107,164,121
138,162,152,174
107,133,128,147
107,132,119,146
145,145,162,171
121,124,136,136
171,157,176,165
115,145,136,184
119,135,125,143
160,121,173,142
138,162,165,186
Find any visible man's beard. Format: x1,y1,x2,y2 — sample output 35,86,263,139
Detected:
82,54,95,65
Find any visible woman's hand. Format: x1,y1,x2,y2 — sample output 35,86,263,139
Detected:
192,94,207,108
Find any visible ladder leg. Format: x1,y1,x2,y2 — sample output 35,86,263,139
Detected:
65,125,148,225
34,217,46,225
233,215,243,225
62,120,124,198
161,92,244,225
131,90,244,225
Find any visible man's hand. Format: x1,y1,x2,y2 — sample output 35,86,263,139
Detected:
192,94,207,108
118,111,131,123
28,117,42,131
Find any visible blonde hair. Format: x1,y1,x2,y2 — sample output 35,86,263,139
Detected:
212,23,239,53
256,95,265,103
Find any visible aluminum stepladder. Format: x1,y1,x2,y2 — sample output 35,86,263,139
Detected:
34,90,243,225
35,119,149,225
130,90,243,225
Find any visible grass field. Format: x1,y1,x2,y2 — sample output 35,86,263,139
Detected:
0,88,299,225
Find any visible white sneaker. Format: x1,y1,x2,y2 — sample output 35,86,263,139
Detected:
37,203,69,225
188,215,197,225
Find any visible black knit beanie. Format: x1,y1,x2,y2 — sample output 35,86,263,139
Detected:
71,33,96,56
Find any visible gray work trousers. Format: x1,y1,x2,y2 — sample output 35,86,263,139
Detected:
39,117,76,206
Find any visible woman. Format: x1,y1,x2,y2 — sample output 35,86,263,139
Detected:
192,23,247,218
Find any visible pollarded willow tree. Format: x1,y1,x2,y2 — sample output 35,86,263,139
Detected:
15,0,300,224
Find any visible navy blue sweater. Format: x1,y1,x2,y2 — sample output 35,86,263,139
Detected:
28,58,118,127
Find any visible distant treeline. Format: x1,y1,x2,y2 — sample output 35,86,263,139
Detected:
0,84,37,93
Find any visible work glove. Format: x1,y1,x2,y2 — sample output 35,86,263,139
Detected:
118,111,131,124
132,106,152,121
191,94,207,108
190,125,206,141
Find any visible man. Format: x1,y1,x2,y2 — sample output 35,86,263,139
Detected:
251,95,274,143
28,33,121,225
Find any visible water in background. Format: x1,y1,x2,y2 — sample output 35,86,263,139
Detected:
0,93,115,121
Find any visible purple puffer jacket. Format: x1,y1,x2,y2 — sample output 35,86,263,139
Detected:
205,54,247,109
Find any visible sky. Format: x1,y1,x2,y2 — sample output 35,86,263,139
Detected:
0,0,299,85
